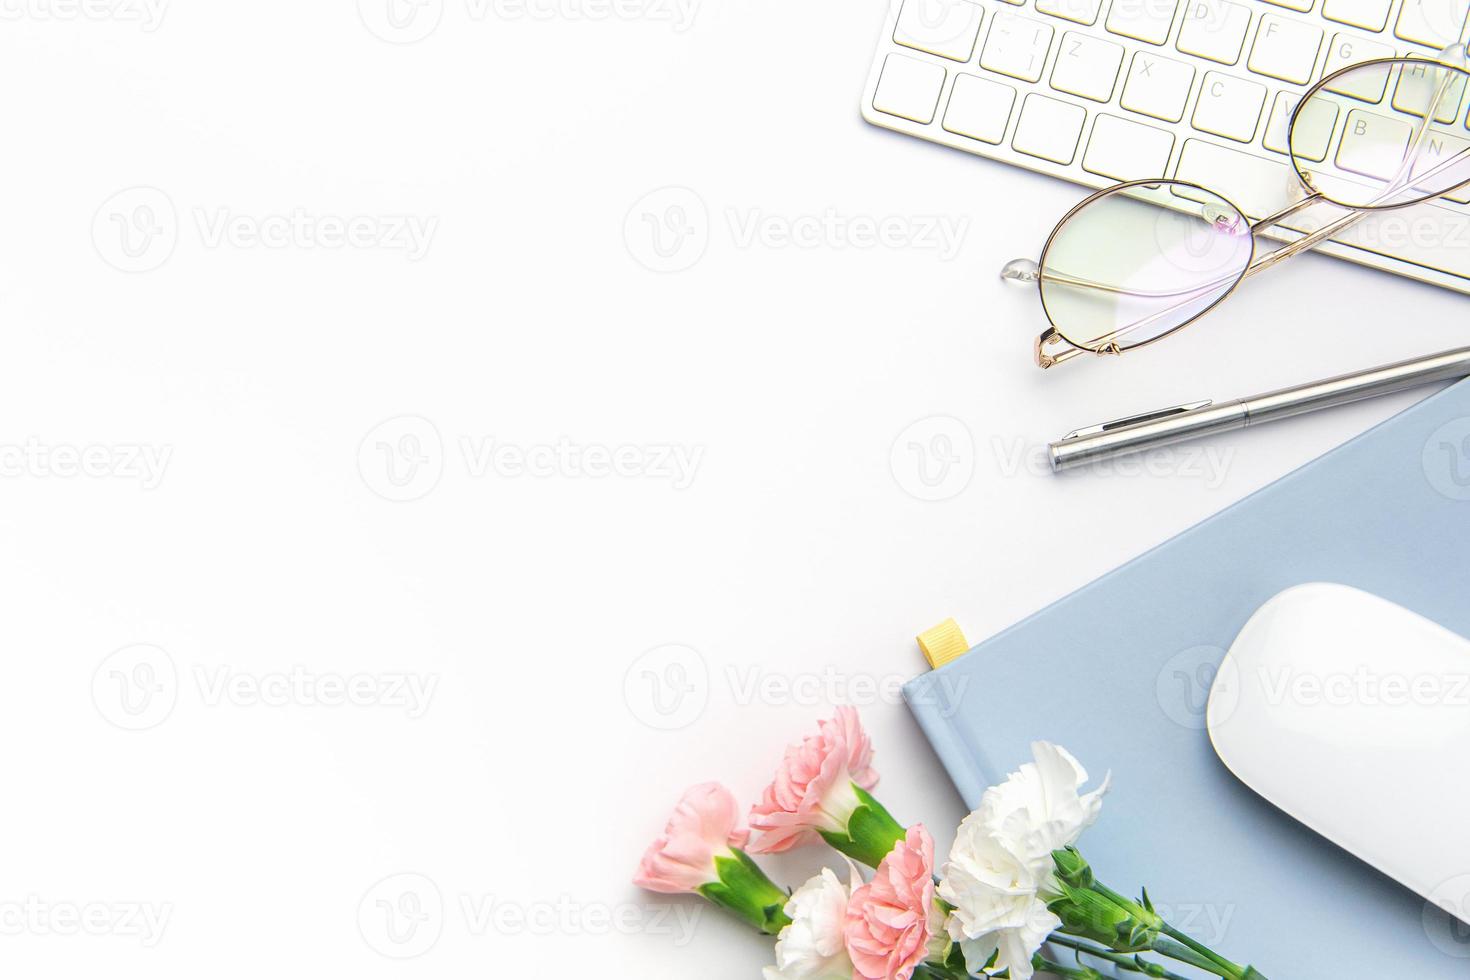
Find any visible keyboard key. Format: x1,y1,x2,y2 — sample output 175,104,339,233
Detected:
1336,108,1413,179
982,12,1056,82
1322,0,1392,29
1121,51,1197,121
1193,71,1268,141
1394,59,1469,124
873,53,947,123
1248,15,1323,83
1037,0,1105,24
1410,132,1470,203
1177,0,1253,64
1257,0,1315,13
1323,34,1397,102
1051,32,1126,101
1395,0,1468,46
1263,91,1339,158
1083,113,1177,178
896,0,986,62
1106,0,1179,43
1176,138,1297,216
1013,93,1087,163
943,73,1018,143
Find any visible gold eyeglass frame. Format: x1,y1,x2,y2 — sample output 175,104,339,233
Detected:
1015,46,1470,370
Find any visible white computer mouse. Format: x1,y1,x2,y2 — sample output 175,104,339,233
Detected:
1208,582,1470,922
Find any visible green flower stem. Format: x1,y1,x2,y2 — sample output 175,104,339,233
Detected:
1083,879,1258,980
1148,938,1238,979
1045,935,1191,980
1031,953,1103,979
816,784,907,868
1157,923,1253,980
696,849,792,935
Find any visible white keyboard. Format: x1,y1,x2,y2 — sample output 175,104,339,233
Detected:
862,0,1470,292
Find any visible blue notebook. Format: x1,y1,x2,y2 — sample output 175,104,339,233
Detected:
903,378,1470,978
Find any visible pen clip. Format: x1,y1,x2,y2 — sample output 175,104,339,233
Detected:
1061,399,1213,441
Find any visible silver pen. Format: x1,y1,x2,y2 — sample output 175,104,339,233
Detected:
1049,346,1470,473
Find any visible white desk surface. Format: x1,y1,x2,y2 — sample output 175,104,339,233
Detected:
4,2,1467,976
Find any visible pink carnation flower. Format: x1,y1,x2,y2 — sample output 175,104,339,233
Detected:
634,782,752,894
844,825,939,980
749,707,879,854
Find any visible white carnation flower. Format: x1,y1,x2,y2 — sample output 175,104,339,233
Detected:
938,742,1109,980
763,864,859,980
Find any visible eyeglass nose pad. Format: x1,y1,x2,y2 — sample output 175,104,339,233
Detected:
1437,42,1467,68
1001,257,1040,286
1203,203,1249,237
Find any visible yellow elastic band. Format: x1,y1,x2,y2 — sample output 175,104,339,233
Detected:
917,618,969,669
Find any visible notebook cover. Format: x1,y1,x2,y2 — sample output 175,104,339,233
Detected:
904,378,1470,977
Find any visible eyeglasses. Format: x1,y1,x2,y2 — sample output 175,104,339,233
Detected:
1007,45,1470,370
